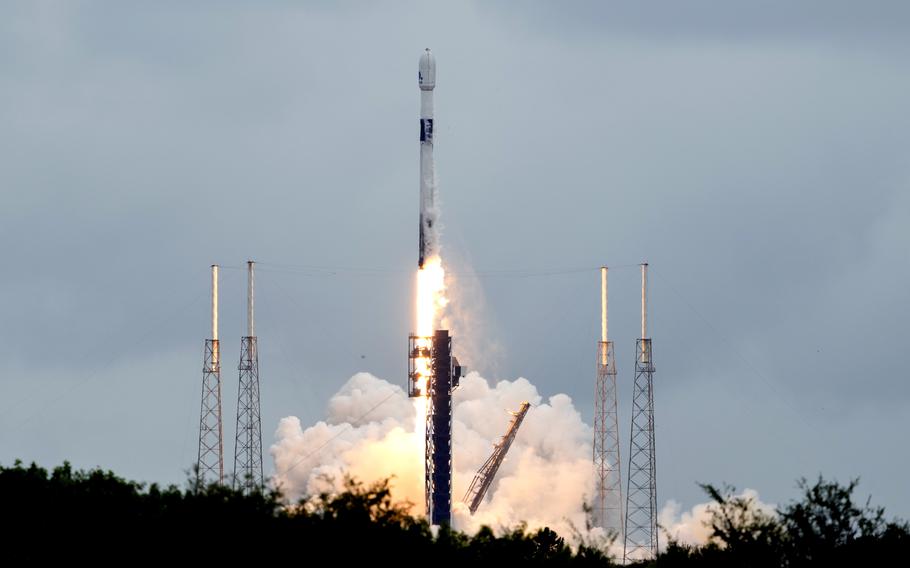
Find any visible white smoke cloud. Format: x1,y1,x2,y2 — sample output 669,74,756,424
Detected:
658,488,777,548
270,371,606,542
270,369,782,559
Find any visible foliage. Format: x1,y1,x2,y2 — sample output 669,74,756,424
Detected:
0,460,616,564
2,460,906,565
693,482,786,566
657,476,910,567
779,476,910,566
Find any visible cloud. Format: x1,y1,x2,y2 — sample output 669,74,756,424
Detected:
271,371,607,542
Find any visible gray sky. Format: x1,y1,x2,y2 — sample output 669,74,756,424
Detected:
1,1,909,518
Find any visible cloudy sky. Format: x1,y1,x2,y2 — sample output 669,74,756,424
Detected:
1,1,908,518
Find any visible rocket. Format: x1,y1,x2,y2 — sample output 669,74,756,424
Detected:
418,48,436,269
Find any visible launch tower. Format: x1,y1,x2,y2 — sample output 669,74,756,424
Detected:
408,330,463,525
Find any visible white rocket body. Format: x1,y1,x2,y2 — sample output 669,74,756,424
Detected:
418,48,436,268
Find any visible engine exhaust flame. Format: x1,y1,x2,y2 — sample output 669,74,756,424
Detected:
413,255,447,431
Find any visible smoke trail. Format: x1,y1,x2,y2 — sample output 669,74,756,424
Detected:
438,254,506,378
271,371,605,541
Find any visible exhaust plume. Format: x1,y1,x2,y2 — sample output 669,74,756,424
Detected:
271,371,603,540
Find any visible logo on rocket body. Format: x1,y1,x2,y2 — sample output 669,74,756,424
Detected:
420,119,433,143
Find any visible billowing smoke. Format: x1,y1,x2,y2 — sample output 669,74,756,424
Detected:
658,489,776,548
270,369,780,554
271,371,603,541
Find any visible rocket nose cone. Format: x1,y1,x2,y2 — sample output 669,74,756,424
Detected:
419,48,436,91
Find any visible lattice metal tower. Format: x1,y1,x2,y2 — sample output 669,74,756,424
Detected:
234,260,263,491
624,262,658,562
408,329,463,525
197,265,224,485
594,266,623,534
464,401,531,515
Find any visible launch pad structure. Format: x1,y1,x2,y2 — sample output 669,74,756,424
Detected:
197,265,224,485
594,267,623,534
409,330,464,525
234,260,263,492
624,263,658,562
196,261,264,491
463,401,531,515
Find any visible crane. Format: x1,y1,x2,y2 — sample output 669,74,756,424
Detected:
462,402,531,515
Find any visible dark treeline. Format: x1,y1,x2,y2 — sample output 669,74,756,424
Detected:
1,461,907,565
660,479,909,567
0,460,608,564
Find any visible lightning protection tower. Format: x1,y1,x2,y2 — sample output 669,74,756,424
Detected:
594,266,623,535
234,260,263,491
197,265,224,485
624,262,658,562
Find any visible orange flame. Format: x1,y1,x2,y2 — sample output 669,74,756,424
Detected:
413,255,447,440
